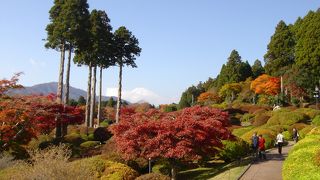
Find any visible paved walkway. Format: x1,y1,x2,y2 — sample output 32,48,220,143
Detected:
240,142,294,180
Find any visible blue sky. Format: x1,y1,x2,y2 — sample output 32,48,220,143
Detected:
0,1,319,105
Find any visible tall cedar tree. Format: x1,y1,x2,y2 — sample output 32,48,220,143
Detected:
45,0,66,104
178,83,205,109
61,0,90,105
264,20,295,76
114,27,141,123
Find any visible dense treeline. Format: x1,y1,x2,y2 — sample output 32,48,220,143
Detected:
179,8,320,108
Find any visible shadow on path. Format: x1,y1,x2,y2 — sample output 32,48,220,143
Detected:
240,142,294,180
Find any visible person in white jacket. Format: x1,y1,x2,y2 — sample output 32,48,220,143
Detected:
276,131,284,154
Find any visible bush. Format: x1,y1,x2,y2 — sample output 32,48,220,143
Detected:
282,131,292,140
282,134,320,179
294,108,320,119
240,113,255,122
80,141,101,149
101,160,139,180
94,127,112,143
136,173,170,180
0,145,93,180
299,126,314,139
63,133,84,146
232,126,255,138
71,156,106,178
312,115,320,126
266,111,307,126
28,134,53,150
308,127,320,135
152,159,171,176
252,113,270,126
241,128,277,149
219,139,250,162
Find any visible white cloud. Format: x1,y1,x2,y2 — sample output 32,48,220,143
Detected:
106,87,178,105
29,58,46,67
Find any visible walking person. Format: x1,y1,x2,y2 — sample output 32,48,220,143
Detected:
276,131,284,154
251,132,259,159
258,134,266,160
292,128,299,143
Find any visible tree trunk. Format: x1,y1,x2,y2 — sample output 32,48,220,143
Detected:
62,46,72,136
64,46,72,105
116,64,123,124
90,65,97,127
85,63,92,132
55,42,65,138
57,42,65,104
171,166,177,180
97,66,103,126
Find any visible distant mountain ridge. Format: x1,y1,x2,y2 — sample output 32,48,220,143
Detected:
8,82,115,101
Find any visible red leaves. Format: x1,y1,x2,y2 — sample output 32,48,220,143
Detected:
110,106,233,162
0,72,23,96
0,95,84,144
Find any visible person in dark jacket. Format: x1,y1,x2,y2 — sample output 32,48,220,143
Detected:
251,132,259,159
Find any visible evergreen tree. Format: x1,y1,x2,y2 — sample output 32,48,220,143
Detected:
78,96,86,105
264,20,295,76
252,59,265,78
107,97,116,107
295,10,320,91
178,84,205,109
217,50,250,87
114,27,141,123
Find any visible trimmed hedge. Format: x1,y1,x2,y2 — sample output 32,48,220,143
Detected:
240,127,277,149
312,115,320,126
63,133,84,146
294,108,320,119
71,156,139,180
282,133,320,179
80,141,101,149
136,173,170,180
219,139,250,162
266,111,307,126
232,126,255,138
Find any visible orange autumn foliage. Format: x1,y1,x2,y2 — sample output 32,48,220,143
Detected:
197,92,221,104
251,74,280,96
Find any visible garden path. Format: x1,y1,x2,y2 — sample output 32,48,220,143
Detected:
240,141,294,180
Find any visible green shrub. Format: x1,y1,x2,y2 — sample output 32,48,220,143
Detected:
299,126,315,139
71,156,106,178
240,113,255,122
232,126,255,138
100,120,110,127
252,113,270,126
28,134,53,150
282,135,320,179
136,173,170,180
283,131,292,140
294,108,320,119
94,127,112,143
101,160,139,180
63,133,84,146
80,141,101,149
219,139,250,162
267,111,307,126
312,115,320,126
240,128,277,149
152,159,171,176
211,102,228,109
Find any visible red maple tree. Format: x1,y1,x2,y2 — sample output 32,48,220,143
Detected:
110,106,233,178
